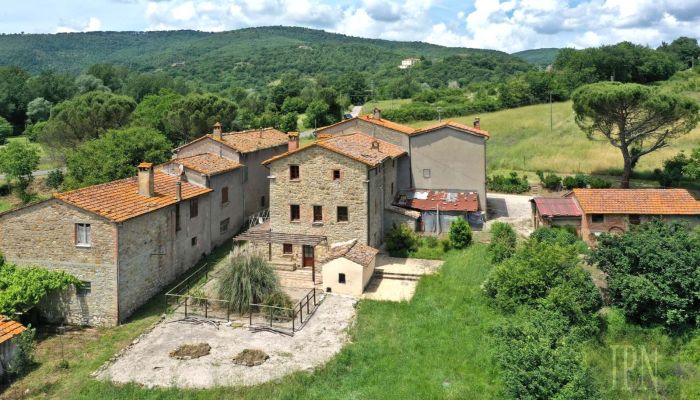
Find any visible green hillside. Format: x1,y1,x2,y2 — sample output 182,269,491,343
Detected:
511,48,559,66
0,26,533,90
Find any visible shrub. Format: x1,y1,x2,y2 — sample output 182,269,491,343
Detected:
487,172,529,194
563,174,589,190
46,169,64,190
531,226,588,254
218,252,279,314
488,222,517,263
385,224,419,257
7,327,36,378
654,152,690,187
440,238,452,252
423,235,438,248
537,170,562,190
588,177,612,188
0,182,10,196
449,218,472,249
590,220,700,330
262,290,295,321
0,116,11,145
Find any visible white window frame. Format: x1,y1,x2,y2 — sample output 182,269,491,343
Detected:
75,223,91,247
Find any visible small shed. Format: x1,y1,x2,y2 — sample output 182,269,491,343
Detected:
394,189,482,233
0,315,27,377
530,197,582,233
320,240,379,296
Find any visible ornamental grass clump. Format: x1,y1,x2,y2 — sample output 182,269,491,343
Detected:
218,252,279,314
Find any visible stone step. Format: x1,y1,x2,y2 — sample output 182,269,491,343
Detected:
372,270,422,281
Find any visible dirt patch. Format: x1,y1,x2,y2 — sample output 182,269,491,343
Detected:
232,349,269,366
485,193,534,236
169,343,211,360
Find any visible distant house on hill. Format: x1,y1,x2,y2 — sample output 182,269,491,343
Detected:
399,58,420,69
531,188,700,244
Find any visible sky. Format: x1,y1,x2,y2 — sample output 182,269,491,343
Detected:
1,0,699,53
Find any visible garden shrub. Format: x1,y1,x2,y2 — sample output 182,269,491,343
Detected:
488,222,517,263
587,177,612,188
449,218,472,249
46,169,65,190
531,226,588,254
562,174,589,190
6,327,36,378
486,172,529,194
385,224,419,257
218,252,279,314
590,220,700,330
654,152,690,187
423,235,438,248
262,290,295,320
537,170,562,190
440,238,452,252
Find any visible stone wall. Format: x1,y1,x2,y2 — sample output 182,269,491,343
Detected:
240,145,287,217
409,127,488,211
367,162,384,248
268,146,369,246
0,200,118,326
208,171,246,247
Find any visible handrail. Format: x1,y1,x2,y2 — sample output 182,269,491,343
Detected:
165,263,209,296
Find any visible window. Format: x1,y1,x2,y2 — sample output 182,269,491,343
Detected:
629,214,641,225
337,206,348,222
191,237,198,246
75,223,91,247
423,169,431,179
290,204,300,221
289,165,300,180
332,169,341,180
338,273,346,284
175,204,181,232
220,218,230,234
591,214,604,223
190,198,199,219
77,281,91,296
283,243,293,254
313,205,323,223
221,186,229,204
260,195,266,207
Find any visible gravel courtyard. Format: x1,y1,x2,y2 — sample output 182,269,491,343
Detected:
485,193,534,236
95,294,356,389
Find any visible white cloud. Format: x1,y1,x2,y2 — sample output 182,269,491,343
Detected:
56,16,102,33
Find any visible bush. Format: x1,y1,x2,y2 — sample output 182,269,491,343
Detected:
531,226,588,254
562,174,589,190
590,220,700,330
6,327,36,379
537,170,562,191
46,169,64,190
487,172,529,194
423,235,438,248
0,116,11,145
588,177,612,188
385,224,419,257
488,222,517,263
218,252,279,314
654,152,690,187
0,182,10,196
449,218,472,249
262,290,295,321
440,238,452,252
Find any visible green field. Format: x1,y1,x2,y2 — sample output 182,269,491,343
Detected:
360,98,412,115
409,101,700,177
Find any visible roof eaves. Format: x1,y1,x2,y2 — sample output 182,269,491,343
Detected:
261,143,318,165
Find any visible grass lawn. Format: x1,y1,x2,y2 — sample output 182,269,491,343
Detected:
360,98,412,115
0,199,13,213
4,245,505,400
409,101,700,177
585,309,700,400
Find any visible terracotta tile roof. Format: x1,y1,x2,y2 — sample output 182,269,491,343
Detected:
413,120,490,138
532,197,582,217
0,315,26,345
571,189,700,215
394,190,480,212
321,239,379,268
357,114,416,134
218,128,288,153
168,153,242,176
54,171,212,222
263,132,406,167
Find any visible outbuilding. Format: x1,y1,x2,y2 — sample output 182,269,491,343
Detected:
321,240,379,296
394,189,483,233
0,316,27,378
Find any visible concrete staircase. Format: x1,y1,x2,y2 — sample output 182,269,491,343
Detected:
276,268,322,288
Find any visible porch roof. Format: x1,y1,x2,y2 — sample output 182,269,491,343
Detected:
234,229,327,246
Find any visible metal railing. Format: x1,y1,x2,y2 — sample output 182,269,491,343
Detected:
164,263,234,322
249,288,325,335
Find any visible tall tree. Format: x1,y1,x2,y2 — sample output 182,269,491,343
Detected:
41,91,136,154
0,117,12,145
163,93,237,144
26,98,52,123
572,82,700,188
0,140,40,202
25,71,77,104
0,66,30,127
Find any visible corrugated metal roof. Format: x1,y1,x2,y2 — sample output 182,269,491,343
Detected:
532,197,582,217
394,190,480,212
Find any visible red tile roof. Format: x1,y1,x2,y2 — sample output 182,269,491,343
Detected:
167,153,242,176
263,132,406,167
55,172,212,222
532,197,582,217
357,114,416,134
217,127,288,153
394,190,480,212
320,239,379,268
413,120,490,138
0,315,26,345
571,189,700,215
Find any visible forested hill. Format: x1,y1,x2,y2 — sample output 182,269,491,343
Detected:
0,26,532,90
511,48,560,66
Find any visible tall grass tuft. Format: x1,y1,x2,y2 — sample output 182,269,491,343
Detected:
217,251,279,314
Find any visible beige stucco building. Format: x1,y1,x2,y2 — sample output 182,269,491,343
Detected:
320,240,378,295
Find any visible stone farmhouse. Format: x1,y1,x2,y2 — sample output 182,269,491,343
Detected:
0,126,288,327
531,188,700,244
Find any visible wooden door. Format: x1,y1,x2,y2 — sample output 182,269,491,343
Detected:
302,245,314,268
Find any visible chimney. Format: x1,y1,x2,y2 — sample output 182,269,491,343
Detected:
212,122,223,141
371,140,380,150
137,162,155,197
473,117,480,129
372,107,381,120
175,181,182,201
288,131,299,152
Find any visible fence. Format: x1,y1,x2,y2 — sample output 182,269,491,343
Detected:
164,263,234,322
249,288,325,336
